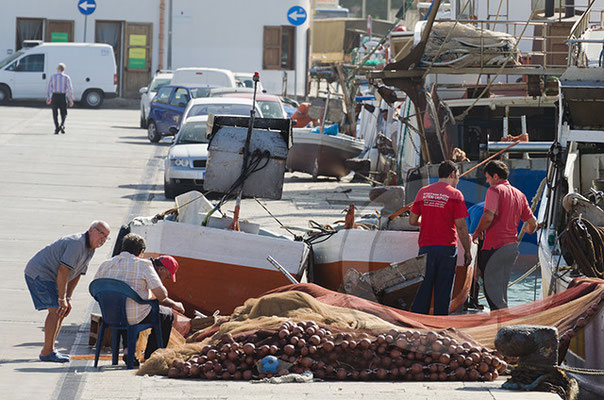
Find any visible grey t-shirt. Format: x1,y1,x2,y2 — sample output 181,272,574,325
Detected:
25,232,95,282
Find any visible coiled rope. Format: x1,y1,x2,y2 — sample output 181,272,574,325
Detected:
561,217,604,279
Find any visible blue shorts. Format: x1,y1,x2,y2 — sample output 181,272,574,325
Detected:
25,274,59,310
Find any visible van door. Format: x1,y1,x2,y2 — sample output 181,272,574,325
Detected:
6,53,46,99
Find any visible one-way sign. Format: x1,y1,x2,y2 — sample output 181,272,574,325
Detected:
287,6,307,26
78,0,97,15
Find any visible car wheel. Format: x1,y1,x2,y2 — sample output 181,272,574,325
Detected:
140,112,147,129
147,120,161,143
0,85,10,104
83,90,103,108
164,181,175,199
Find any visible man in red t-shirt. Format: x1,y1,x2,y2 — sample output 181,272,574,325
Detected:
471,160,538,310
409,161,472,315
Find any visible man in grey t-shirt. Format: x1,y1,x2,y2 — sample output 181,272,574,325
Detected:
25,221,110,362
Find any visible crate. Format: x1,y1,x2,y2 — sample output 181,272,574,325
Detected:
89,313,113,348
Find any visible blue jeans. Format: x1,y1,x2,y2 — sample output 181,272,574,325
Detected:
411,245,457,315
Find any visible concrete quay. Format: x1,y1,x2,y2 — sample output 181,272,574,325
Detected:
0,104,558,400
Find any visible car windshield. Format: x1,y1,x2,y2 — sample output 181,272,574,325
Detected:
258,100,285,118
190,87,213,98
189,103,251,117
0,51,24,69
150,78,171,92
176,122,208,144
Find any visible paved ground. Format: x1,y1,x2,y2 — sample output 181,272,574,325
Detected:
0,105,557,400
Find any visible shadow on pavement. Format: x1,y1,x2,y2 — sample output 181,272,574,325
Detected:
117,140,171,147
111,126,142,130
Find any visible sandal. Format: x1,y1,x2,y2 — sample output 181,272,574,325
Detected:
39,351,69,363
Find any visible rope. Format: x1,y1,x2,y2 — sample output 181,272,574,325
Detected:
561,217,604,279
253,197,302,240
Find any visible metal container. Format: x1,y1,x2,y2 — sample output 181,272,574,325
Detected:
204,115,292,200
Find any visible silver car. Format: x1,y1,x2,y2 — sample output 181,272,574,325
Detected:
139,71,173,128
164,116,209,198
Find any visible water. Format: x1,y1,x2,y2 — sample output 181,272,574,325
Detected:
474,268,542,310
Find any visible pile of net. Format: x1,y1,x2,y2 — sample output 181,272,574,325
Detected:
138,279,604,382
139,291,508,381
422,22,520,68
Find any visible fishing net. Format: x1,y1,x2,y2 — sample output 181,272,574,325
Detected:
422,22,520,68
137,279,603,383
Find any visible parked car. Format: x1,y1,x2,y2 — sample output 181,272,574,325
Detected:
218,92,287,119
146,84,214,142
139,70,172,128
181,97,262,125
0,42,117,107
234,72,264,92
171,67,237,88
164,116,209,198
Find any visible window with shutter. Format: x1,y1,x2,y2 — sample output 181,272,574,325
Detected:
263,26,282,70
263,25,296,70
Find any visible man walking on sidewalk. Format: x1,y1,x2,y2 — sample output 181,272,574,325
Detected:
471,160,538,310
46,63,74,134
25,221,110,362
409,161,472,315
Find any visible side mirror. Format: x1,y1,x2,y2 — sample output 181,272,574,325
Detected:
178,102,187,108
168,126,178,135
139,87,148,94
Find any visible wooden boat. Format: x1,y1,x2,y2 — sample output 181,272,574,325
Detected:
131,219,310,316
286,128,365,179
310,227,475,314
537,13,604,397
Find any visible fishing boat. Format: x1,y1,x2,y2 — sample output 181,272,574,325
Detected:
537,5,604,396
130,217,310,316
309,217,475,314
286,127,365,179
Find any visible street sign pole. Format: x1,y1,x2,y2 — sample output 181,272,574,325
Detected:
84,15,88,42
77,0,96,42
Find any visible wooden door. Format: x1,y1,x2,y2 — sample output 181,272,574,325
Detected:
45,20,74,43
123,22,152,98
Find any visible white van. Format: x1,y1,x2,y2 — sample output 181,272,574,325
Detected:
0,42,117,108
171,67,237,88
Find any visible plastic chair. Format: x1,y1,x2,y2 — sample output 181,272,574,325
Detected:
89,278,164,369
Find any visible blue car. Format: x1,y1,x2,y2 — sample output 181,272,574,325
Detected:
147,84,215,142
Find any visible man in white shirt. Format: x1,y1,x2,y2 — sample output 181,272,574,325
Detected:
94,233,184,363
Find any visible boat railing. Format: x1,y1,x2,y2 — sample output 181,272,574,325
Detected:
568,2,603,41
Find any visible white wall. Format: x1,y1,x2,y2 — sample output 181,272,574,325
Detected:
0,0,310,96
170,0,310,95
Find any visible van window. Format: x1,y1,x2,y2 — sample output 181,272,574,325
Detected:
170,87,190,107
8,54,44,72
155,86,173,104
0,51,24,69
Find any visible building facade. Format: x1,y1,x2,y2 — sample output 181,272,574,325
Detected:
0,0,311,97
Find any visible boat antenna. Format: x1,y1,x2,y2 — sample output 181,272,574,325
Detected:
228,72,260,231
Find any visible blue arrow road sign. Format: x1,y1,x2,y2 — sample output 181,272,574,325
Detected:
78,0,97,15
287,6,307,26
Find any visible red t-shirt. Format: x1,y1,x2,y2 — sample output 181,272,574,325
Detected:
483,180,533,250
411,181,469,247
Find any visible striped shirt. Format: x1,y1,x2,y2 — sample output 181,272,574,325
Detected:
94,252,163,325
47,72,74,102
